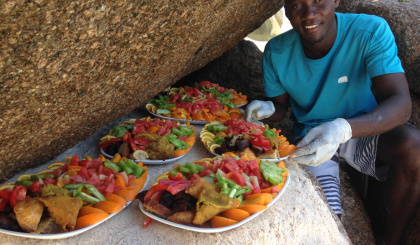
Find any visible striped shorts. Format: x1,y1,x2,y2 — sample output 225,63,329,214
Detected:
306,135,386,215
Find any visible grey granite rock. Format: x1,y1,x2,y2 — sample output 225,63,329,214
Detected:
0,1,284,181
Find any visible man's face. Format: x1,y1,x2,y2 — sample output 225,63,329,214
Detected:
285,0,339,46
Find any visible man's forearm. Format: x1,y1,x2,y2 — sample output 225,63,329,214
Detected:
267,98,288,122
347,94,412,138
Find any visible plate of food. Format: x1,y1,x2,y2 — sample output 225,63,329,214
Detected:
0,154,148,239
145,81,247,124
139,153,290,232
199,119,296,162
98,117,197,165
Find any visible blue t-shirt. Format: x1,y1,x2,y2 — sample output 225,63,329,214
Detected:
263,13,404,137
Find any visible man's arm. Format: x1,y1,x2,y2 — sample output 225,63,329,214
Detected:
267,93,290,122
347,73,412,138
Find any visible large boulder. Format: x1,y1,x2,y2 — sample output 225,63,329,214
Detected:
0,1,284,181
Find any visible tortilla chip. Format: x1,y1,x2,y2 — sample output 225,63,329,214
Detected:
14,198,45,233
39,195,83,231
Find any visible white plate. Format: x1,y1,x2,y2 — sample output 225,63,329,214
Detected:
0,175,149,239
146,108,245,125
100,148,191,165
140,172,290,233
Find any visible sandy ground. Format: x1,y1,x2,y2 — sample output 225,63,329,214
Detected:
0,106,350,245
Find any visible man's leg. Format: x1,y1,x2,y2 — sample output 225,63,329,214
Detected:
306,158,342,215
376,124,420,245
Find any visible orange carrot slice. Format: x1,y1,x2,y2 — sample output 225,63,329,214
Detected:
245,193,273,205
78,206,107,217
277,161,286,168
104,193,127,207
237,205,267,214
209,216,238,228
115,189,138,202
220,208,250,222
94,200,124,214
75,212,109,230
115,175,126,188
111,153,122,163
128,174,147,188
281,168,289,178
280,144,296,157
261,181,285,193
68,165,82,170
173,149,189,158
183,136,196,147
125,184,143,193
146,125,160,133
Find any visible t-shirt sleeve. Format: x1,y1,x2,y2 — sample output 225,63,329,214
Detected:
262,44,286,98
365,18,404,78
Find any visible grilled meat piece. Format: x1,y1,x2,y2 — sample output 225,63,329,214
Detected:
0,213,23,232
143,198,173,219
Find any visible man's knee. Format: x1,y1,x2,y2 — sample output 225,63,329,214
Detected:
378,124,420,167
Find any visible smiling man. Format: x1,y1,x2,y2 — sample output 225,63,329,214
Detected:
245,0,420,244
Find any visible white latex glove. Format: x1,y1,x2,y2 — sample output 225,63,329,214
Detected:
245,100,275,125
289,118,352,167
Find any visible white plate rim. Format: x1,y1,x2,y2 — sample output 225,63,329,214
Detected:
0,175,149,239
100,148,191,165
139,172,290,233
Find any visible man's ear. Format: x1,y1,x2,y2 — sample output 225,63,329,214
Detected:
334,0,340,8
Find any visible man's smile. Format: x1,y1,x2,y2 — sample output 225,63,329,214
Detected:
304,24,319,29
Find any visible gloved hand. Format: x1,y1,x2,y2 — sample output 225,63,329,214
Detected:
245,100,275,124
289,118,352,167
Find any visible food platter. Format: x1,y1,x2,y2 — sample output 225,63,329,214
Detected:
100,148,190,165
139,172,290,233
145,81,247,124
98,117,197,164
199,119,296,163
0,176,149,239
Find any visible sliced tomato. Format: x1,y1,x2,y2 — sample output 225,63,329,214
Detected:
0,187,13,202
10,185,27,208
150,184,167,191
144,189,163,202
249,136,271,152
78,160,92,168
28,180,42,194
104,179,115,194
0,198,8,211
144,217,153,228
43,177,57,185
97,138,123,149
70,154,79,166
231,172,246,187
86,174,101,187
198,169,213,178
169,172,184,181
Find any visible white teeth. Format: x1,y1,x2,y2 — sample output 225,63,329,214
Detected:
305,24,318,29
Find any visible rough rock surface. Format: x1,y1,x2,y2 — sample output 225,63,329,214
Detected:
0,0,284,181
